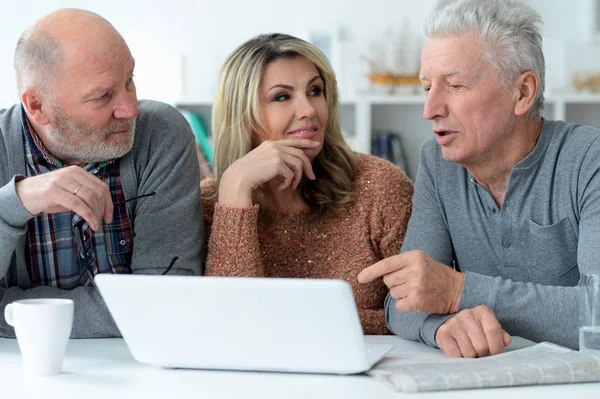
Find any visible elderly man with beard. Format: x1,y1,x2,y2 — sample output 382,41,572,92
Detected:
0,9,203,338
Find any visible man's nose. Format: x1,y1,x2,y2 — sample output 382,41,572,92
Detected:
114,91,139,120
423,86,448,121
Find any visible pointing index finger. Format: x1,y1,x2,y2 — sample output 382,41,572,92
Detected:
357,255,406,284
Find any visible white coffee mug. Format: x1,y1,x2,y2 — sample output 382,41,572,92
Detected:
4,298,74,376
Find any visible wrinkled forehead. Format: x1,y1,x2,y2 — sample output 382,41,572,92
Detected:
420,33,488,80
52,38,134,101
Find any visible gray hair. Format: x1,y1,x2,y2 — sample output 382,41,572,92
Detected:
425,0,545,118
14,29,63,100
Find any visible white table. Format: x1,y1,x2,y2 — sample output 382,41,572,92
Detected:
1,335,599,398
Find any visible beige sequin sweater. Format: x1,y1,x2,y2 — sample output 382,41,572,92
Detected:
201,154,414,335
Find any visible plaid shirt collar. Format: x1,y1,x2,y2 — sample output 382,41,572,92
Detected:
20,105,115,171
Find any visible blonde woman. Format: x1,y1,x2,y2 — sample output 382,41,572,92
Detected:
202,33,413,334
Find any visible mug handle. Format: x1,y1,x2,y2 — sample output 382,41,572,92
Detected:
4,303,14,326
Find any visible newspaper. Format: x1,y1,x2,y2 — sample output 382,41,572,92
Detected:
367,342,600,393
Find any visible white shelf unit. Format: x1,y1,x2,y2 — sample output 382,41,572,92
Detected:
175,92,600,180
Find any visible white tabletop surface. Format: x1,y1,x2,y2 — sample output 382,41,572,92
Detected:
1,335,599,398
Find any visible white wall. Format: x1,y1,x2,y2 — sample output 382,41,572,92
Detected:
525,0,591,42
1,0,598,111
0,0,441,107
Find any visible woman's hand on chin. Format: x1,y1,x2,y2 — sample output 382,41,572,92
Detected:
218,139,319,207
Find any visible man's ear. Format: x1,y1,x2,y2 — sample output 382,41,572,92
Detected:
21,88,50,125
514,71,538,117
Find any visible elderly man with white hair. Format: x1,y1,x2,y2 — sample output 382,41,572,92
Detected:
359,0,600,357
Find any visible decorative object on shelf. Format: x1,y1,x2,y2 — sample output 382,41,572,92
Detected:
366,73,421,94
365,73,420,86
571,71,600,93
362,18,422,95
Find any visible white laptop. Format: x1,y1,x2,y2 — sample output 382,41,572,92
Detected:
95,274,393,374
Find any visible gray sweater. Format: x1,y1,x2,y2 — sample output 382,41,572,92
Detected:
386,119,600,349
0,100,203,338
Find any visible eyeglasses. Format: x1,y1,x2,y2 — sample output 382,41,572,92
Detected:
74,192,179,288
114,191,156,205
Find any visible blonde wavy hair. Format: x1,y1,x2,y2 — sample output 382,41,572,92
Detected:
212,33,357,217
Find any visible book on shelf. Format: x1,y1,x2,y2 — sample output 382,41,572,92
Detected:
368,342,600,393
